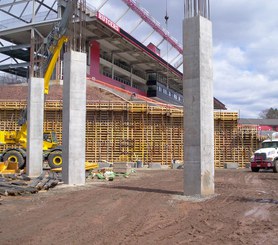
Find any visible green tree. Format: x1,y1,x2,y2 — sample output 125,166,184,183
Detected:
259,108,278,119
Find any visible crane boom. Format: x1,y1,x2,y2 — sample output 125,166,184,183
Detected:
43,1,73,94
44,36,68,94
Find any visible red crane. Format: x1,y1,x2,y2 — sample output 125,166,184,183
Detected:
121,0,183,55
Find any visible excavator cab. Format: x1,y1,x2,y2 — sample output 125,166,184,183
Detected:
43,131,59,150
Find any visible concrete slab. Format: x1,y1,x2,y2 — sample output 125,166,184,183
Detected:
224,163,239,169
149,163,162,169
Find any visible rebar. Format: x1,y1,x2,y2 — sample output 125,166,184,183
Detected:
184,0,210,19
68,0,87,53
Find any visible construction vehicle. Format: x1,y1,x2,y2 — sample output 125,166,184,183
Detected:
0,109,63,169
250,132,278,173
0,2,73,170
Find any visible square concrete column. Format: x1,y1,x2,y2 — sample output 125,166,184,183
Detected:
183,15,214,196
62,50,86,185
27,77,44,177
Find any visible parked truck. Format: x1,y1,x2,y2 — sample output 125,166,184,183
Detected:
250,132,278,173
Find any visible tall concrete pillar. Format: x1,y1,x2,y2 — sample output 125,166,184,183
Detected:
62,50,86,185
27,77,44,177
183,15,214,196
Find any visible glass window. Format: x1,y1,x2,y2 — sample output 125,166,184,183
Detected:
148,73,157,81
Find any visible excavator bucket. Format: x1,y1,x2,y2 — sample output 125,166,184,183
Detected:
0,162,7,172
0,161,19,174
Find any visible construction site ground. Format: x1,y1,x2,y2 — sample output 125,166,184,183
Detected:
0,169,277,245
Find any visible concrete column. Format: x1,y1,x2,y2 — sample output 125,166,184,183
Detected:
62,50,86,185
183,15,214,196
27,77,44,177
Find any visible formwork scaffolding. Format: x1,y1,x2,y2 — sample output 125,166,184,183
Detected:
0,101,259,167
214,111,259,167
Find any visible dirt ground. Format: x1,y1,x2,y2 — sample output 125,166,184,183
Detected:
0,169,277,245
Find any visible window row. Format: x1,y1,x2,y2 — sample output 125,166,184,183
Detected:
157,85,183,102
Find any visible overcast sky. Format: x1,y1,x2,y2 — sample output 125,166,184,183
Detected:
91,0,278,118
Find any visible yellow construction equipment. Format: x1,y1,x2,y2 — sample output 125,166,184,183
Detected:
44,36,68,94
51,162,99,172
0,2,73,170
0,161,19,174
0,123,61,169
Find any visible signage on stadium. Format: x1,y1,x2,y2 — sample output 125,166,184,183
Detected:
97,12,120,33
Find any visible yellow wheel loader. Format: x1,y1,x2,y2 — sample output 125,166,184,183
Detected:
0,123,62,169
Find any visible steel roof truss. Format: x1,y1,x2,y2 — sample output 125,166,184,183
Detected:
115,6,130,23
141,29,155,44
0,0,30,9
0,8,29,24
19,0,31,18
97,0,109,11
169,53,181,65
129,18,143,35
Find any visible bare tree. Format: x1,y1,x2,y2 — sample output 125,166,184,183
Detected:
259,108,278,119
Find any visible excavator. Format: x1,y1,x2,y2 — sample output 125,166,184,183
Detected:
0,1,73,170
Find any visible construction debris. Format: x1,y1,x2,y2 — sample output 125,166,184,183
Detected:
0,177,38,196
95,171,115,181
0,163,138,196
0,171,62,196
113,162,132,174
171,160,184,169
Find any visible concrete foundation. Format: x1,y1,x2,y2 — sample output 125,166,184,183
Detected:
62,50,86,185
26,77,44,177
183,15,214,196
224,163,238,169
149,163,162,169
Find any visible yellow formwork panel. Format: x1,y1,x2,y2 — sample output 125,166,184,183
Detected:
0,101,259,167
214,111,238,121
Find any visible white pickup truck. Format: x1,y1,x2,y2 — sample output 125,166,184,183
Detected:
250,132,278,173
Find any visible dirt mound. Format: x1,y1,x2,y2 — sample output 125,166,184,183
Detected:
0,82,125,102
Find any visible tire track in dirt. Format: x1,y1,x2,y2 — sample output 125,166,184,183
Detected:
0,169,277,245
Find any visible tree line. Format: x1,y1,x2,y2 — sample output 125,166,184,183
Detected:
259,108,278,119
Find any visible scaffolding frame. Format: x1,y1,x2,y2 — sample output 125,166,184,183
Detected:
0,101,259,167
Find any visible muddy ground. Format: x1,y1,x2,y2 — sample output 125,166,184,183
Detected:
0,169,277,245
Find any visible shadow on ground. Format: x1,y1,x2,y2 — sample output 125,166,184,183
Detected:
101,185,183,195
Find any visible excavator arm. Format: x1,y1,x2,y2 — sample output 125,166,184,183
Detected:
44,35,68,94
43,1,73,94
